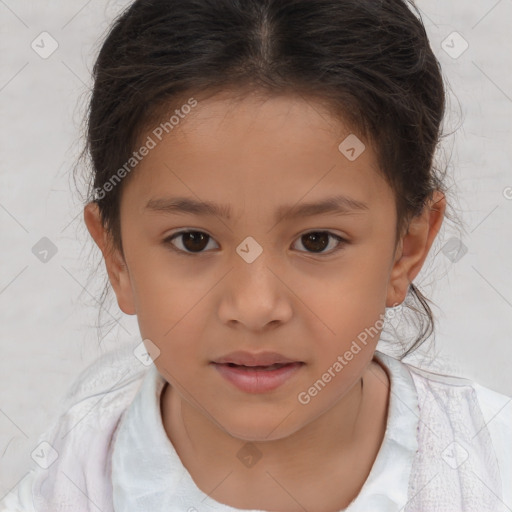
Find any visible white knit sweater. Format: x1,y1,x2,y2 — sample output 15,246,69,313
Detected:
1,342,510,512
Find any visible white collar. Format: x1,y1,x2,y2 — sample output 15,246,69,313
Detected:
111,350,419,512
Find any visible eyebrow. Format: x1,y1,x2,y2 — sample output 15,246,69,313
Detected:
145,194,369,222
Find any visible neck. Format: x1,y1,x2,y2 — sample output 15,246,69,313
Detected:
160,359,390,511
160,361,388,485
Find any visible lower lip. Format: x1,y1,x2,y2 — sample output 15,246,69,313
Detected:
212,362,304,393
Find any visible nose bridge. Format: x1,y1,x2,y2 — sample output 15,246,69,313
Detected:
232,234,278,292
218,236,292,329
221,190,289,294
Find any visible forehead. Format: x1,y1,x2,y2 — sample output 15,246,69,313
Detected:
121,91,395,222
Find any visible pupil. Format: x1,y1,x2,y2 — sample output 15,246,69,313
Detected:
303,232,328,252
183,232,208,252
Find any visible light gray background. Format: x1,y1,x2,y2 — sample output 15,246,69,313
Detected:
1,0,511,493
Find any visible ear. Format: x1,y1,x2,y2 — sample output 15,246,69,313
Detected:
83,202,136,315
386,190,446,307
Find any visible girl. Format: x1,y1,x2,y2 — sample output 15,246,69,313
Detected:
2,0,510,511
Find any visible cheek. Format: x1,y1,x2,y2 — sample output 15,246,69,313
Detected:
308,257,390,330
344,238,395,314
127,262,213,364
126,245,197,317
302,258,390,375
128,271,189,349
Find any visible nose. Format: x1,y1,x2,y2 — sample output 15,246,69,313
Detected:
217,249,293,332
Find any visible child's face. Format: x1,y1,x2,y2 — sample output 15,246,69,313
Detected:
89,91,432,440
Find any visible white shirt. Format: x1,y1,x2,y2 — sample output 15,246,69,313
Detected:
1,341,511,511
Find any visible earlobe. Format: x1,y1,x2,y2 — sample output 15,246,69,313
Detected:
83,202,137,315
386,190,446,308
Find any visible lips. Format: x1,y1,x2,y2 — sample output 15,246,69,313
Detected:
223,362,290,371
212,360,304,393
212,350,301,367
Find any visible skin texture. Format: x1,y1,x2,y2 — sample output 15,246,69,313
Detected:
84,90,446,511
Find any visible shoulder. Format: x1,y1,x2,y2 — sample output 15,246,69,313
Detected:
0,342,149,512
404,359,512,506
404,358,511,442
404,358,511,423
61,341,149,409
472,381,512,501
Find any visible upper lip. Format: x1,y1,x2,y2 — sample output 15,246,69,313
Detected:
212,351,301,366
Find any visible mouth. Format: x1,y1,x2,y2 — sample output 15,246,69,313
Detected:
218,362,300,371
210,360,305,393
212,350,303,367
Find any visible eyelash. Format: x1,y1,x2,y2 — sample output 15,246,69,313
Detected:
162,230,348,256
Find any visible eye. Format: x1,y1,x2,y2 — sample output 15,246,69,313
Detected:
292,231,347,255
163,230,347,256
163,230,219,254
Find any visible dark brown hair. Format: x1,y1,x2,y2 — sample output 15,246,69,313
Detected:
79,0,459,357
